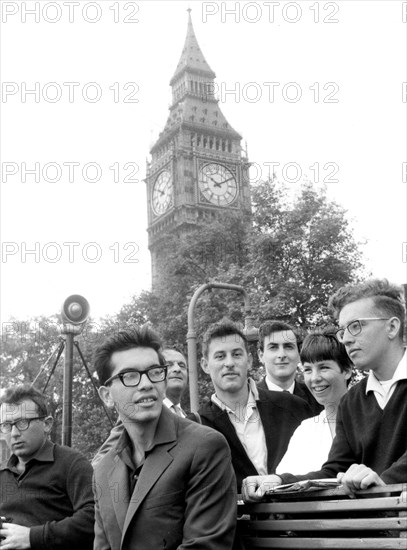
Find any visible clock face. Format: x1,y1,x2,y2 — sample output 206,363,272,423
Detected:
199,163,238,206
152,170,173,216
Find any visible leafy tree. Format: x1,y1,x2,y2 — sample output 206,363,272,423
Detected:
246,178,364,325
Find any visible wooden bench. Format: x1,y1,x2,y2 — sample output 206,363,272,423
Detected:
237,483,407,549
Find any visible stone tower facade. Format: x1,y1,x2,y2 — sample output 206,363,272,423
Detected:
146,11,252,288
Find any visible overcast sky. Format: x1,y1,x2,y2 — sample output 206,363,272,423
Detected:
1,0,406,324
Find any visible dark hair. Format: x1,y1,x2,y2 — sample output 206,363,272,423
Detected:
0,384,48,416
258,320,300,352
94,326,165,385
202,319,249,358
329,279,405,341
300,329,353,384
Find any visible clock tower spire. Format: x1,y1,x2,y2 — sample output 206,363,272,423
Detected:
146,10,252,289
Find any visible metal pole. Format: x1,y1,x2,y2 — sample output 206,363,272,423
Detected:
62,333,74,446
187,284,210,413
187,282,256,412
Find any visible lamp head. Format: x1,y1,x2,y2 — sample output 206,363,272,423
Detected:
61,295,90,334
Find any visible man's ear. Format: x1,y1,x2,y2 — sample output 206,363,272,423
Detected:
44,416,53,434
387,317,401,340
200,356,209,375
257,349,264,364
98,386,115,409
247,352,253,369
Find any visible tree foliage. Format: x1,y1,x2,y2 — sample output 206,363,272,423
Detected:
246,179,363,325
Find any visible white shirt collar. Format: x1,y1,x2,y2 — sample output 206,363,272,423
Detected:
211,377,259,413
265,377,295,394
163,397,179,409
366,351,407,396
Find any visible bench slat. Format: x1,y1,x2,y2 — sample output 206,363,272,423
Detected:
240,517,407,531
241,536,407,549
257,484,407,501
239,496,406,515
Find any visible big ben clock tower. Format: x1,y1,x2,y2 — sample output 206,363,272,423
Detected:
146,10,252,288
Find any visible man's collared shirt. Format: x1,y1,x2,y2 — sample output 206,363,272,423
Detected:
163,397,187,418
116,430,147,495
2,438,53,479
265,377,295,394
211,378,268,475
366,352,407,409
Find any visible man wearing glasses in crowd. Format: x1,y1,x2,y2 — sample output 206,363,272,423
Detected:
93,326,237,550
243,279,407,500
0,385,95,549
92,347,191,464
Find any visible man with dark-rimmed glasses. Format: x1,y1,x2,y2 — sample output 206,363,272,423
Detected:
242,278,407,501
0,385,95,549
92,347,192,467
93,326,237,550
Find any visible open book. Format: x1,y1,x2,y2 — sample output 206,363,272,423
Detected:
266,478,341,494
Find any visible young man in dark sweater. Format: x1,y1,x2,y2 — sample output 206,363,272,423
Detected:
242,279,407,499
0,385,94,550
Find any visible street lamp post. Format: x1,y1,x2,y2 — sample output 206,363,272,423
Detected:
187,282,258,412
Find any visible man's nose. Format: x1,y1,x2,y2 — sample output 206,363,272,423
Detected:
170,362,181,372
137,372,154,389
342,328,354,346
10,424,21,437
223,354,235,367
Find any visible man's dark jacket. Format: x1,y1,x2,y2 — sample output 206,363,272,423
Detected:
198,387,312,491
257,378,323,417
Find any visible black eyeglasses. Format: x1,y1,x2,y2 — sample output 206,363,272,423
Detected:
0,416,46,434
104,365,168,387
336,318,390,343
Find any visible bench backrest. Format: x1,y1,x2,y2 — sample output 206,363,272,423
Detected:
237,483,407,549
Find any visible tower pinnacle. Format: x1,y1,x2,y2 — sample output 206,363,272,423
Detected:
170,10,215,86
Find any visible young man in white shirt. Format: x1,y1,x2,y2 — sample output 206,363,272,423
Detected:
198,320,311,491
257,320,323,416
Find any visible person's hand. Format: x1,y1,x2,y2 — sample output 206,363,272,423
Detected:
241,474,282,502
0,523,31,549
337,464,385,496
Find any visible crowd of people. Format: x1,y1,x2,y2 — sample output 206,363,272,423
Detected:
0,278,406,549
